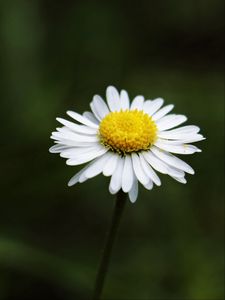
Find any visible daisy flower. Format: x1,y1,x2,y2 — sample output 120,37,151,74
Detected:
50,86,205,203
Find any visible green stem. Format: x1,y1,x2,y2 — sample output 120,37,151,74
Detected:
92,190,127,300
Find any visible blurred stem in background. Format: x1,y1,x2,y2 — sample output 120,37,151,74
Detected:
0,238,91,298
93,191,127,300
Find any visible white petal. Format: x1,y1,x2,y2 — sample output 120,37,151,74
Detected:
68,164,91,186
155,138,193,145
49,144,70,153
142,151,168,174
172,176,187,184
158,135,205,144
109,157,124,194
122,155,134,193
156,114,187,131
90,95,109,121
78,172,89,183
168,167,185,178
143,100,152,112
67,111,99,128
154,140,201,154
179,135,205,143
84,152,112,179
51,131,98,143
143,98,164,115
106,86,121,112
131,153,149,186
130,96,144,110
66,146,108,166
60,146,100,159
158,125,200,138
128,178,138,203
143,179,153,190
120,90,130,110
146,150,185,178
158,130,204,141
139,153,161,186
83,111,99,124
56,118,97,135
78,157,108,183
151,146,194,174
102,153,119,176
55,126,71,134
90,104,102,122
53,139,99,147
152,104,174,121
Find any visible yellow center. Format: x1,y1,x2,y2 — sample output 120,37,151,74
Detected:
99,110,157,154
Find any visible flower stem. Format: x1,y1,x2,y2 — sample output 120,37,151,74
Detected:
92,190,127,300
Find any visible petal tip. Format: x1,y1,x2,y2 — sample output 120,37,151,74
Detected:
66,110,74,116
67,179,74,187
49,147,55,153
129,196,137,203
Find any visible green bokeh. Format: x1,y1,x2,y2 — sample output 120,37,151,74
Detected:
0,1,224,299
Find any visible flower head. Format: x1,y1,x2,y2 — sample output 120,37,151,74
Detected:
50,86,205,203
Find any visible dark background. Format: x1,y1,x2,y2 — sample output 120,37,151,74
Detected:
0,1,224,299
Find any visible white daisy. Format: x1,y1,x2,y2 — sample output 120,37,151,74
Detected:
50,86,205,203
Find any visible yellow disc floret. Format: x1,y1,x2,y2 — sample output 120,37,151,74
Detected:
99,109,157,154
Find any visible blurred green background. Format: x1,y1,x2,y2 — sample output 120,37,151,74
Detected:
0,0,224,299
